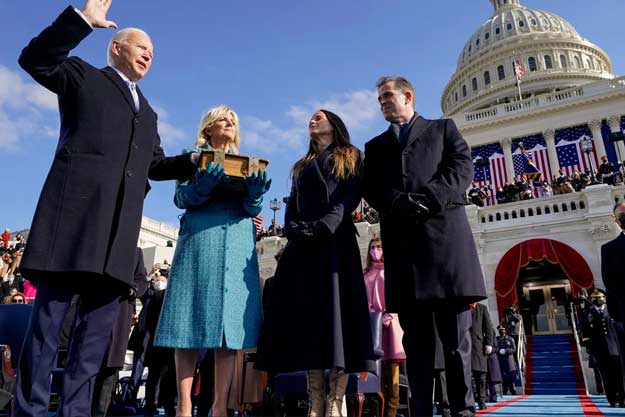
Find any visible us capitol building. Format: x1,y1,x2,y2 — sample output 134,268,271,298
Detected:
138,0,625,393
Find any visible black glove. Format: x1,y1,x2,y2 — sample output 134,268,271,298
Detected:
287,221,329,241
392,192,431,221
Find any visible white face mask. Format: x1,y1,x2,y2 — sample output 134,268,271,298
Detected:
154,280,167,291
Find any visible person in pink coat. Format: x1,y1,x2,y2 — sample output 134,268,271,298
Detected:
363,237,406,417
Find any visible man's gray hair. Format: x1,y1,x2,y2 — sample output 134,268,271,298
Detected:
376,76,415,95
107,28,149,66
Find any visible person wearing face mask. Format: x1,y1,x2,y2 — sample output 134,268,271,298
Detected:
363,238,405,417
256,109,375,417
581,290,625,407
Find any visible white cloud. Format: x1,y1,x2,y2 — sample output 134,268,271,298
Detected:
0,66,57,150
242,89,381,155
152,105,187,147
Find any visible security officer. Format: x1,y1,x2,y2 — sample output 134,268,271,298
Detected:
581,290,625,407
598,156,615,185
495,326,517,395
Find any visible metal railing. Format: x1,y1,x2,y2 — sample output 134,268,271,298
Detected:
516,319,527,393
568,302,590,395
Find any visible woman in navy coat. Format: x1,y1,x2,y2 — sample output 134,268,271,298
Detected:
256,110,375,417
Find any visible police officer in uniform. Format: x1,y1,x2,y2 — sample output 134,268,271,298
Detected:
598,156,615,185
581,290,625,407
495,326,517,395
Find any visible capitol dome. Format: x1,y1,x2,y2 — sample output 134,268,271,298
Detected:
442,0,614,116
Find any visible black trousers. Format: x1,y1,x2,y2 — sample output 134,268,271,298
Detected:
14,280,121,417
595,353,625,404
399,304,474,417
472,371,486,405
91,365,119,417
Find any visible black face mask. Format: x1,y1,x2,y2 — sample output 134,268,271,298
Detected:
593,298,606,307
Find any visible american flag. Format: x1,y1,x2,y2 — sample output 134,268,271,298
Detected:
471,143,508,205
513,134,552,196
555,124,600,176
514,59,524,81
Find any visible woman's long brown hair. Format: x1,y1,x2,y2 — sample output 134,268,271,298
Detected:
291,109,360,180
363,237,382,273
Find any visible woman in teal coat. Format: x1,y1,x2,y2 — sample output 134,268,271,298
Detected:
154,105,271,417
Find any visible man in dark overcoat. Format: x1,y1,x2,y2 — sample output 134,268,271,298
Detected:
470,303,493,410
601,202,625,368
91,248,148,417
581,290,625,407
14,1,197,415
363,75,487,417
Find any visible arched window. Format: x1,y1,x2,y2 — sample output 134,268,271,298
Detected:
519,20,525,28
574,56,581,68
485,31,490,40
498,65,505,80
455,91,458,102
495,27,501,35
544,55,553,69
484,71,491,85
585,59,591,69
506,22,513,31
560,54,567,68
462,85,467,97
472,77,478,91
476,38,480,47
528,57,537,71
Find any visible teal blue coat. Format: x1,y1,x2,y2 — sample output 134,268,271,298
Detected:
155,147,262,349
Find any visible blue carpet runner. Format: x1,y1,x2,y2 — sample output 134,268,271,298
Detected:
526,334,584,395
478,394,625,416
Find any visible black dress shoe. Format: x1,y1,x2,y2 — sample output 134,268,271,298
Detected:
478,402,486,410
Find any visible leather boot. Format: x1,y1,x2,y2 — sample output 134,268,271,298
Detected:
383,361,400,417
326,368,348,417
307,370,325,417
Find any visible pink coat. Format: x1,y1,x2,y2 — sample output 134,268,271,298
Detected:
364,263,406,361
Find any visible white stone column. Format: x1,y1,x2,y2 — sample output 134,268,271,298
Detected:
608,115,625,163
501,137,515,183
543,128,560,178
588,119,607,160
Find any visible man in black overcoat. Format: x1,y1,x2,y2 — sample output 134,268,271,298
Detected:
470,303,493,410
14,1,197,415
363,75,487,417
580,290,625,407
601,202,625,368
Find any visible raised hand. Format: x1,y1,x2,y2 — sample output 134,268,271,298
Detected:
82,0,118,29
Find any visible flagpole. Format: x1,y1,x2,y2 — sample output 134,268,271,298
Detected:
513,55,522,101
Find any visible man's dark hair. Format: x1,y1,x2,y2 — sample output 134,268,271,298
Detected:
376,76,415,96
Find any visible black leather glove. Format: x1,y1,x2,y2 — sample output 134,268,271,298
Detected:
287,221,329,241
392,192,431,221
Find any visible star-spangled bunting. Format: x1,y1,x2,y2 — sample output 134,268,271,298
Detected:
512,134,551,196
555,124,599,176
471,143,508,206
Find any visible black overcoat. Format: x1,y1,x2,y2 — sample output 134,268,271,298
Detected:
601,233,625,323
255,146,375,373
363,116,486,310
581,307,621,358
470,303,494,372
17,7,195,288
104,248,148,368
487,328,502,383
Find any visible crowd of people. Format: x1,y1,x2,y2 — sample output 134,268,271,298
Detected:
468,156,620,207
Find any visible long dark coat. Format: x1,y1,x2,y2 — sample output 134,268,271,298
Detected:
104,248,148,368
17,7,195,289
255,146,375,373
363,115,486,310
470,303,494,372
496,335,517,374
487,328,503,383
601,233,625,323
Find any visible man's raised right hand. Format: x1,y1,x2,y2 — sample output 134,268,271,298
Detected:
82,0,118,29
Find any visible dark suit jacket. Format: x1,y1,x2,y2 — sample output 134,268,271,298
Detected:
601,233,625,322
581,307,621,357
363,115,486,309
17,7,195,288
471,303,494,372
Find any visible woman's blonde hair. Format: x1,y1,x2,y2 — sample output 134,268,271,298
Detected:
291,109,359,180
194,105,240,154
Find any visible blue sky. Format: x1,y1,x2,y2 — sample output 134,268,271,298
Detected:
1,0,623,231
